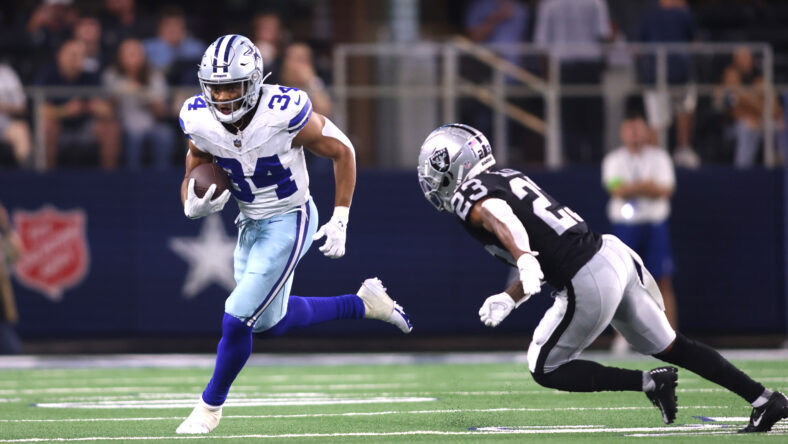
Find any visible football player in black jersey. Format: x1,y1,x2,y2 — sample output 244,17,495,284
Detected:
417,124,787,432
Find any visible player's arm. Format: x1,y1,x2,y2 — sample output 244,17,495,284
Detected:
180,141,230,219
469,197,531,260
294,112,356,259
294,112,355,208
181,141,214,204
469,197,544,328
469,197,543,299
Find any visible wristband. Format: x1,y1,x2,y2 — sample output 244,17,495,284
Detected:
332,206,349,222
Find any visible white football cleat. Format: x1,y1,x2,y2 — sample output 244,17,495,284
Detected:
175,399,222,434
357,277,413,333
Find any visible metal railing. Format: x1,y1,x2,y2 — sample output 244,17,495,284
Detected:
24,86,199,170
332,40,779,169
17,41,781,170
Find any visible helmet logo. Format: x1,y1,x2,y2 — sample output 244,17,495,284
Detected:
429,148,451,173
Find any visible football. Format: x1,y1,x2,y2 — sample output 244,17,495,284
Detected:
189,162,231,200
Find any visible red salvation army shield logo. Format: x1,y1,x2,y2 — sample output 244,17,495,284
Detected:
12,206,90,301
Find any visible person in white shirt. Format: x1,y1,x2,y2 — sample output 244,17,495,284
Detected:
0,63,31,167
602,113,677,348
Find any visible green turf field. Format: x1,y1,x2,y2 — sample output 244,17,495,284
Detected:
0,353,786,443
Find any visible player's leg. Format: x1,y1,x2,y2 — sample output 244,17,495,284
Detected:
609,223,645,353
654,334,787,432
610,234,786,429
257,200,412,336
177,203,312,434
260,278,413,336
607,239,678,424
527,237,647,394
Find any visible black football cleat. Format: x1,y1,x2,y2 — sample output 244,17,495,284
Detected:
738,391,788,433
645,366,678,424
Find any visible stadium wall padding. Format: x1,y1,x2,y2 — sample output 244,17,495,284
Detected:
1,166,784,338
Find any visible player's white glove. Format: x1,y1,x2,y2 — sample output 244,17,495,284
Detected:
183,178,231,220
517,252,544,296
479,292,518,328
313,206,348,258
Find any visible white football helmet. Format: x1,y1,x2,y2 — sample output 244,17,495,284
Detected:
198,34,265,123
417,123,496,211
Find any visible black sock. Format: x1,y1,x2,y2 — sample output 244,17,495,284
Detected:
531,360,643,392
655,333,765,403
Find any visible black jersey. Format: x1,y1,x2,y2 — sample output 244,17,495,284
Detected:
451,168,602,290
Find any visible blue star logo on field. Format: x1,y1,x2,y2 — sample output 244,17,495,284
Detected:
169,214,236,299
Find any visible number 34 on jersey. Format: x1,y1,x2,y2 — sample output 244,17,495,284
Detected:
179,84,314,220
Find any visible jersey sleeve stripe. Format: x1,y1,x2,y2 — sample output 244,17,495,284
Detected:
178,116,191,139
288,97,312,128
287,99,313,133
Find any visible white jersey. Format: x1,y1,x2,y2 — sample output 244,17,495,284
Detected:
179,84,314,220
602,145,675,224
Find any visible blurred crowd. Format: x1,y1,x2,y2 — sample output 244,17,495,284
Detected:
0,0,786,170
0,0,332,170
462,0,788,168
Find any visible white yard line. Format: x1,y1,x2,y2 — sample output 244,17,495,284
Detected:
9,387,752,403
1,350,783,370
33,396,437,409
0,353,529,370
0,387,188,395
2,405,734,422
0,373,421,387
3,424,787,442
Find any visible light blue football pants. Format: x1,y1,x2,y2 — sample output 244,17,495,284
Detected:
225,198,318,332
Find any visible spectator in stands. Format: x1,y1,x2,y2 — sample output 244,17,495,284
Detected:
100,0,155,59
26,0,79,60
0,202,23,355
717,46,785,168
602,112,678,353
252,13,287,84
637,0,700,168
144,6,204,86
73,16,105,75
104,38,175,170
465,0,529,67
534,0,612,164
462,0,530,153
35,39,121,170
0,62,32,168
280,43,332,116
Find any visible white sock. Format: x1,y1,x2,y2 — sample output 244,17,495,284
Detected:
200,399,222,411
642,371,656,392
752,389,773,408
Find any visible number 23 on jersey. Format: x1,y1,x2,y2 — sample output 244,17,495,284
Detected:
452,173,584,236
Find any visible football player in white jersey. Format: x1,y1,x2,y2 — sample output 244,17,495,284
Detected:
175,35,412,434
417,123,787,433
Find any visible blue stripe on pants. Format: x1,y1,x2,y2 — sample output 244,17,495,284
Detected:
224,199,318,331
